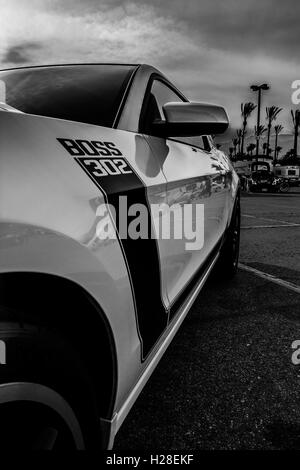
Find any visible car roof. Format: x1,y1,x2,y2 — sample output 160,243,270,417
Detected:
0,63,141,72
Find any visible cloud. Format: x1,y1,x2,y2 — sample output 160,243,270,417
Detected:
136,0,300,61
61,0,300,61
0,1,196,66
0,0,299,131
2,42,41,64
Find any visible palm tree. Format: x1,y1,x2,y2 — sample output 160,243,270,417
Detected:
241,130,247,158
236,129,243,157
265,106,282,158
240,102,256,157
275,145,282,161
246,143,256,158
281,149,300,165
291,109,300,157
232,137,238,157
273,124,284,162
254,124,267,159
285,149,294,160
262,142,269,156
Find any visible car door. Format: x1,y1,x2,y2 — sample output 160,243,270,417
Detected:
140,78,230,318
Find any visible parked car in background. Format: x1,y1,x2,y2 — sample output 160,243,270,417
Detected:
274,165,300,186
248,169,289,193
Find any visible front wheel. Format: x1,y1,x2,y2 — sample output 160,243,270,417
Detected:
0,384,85,449
0,321,101,449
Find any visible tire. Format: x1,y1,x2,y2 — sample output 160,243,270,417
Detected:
279,181,290,193
0,321,101,450
213,196,240,279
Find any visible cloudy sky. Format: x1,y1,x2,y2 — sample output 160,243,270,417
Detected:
0,0,299,135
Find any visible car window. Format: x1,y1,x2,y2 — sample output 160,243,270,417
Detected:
0,65,136,128
141,79,210,151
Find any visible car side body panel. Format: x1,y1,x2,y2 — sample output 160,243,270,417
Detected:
0,109,168,412
145,135,232,307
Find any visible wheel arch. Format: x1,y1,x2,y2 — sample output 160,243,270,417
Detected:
0,271,118,426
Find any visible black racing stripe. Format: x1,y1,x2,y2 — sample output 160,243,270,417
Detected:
75,157,168,360
169,237,222,321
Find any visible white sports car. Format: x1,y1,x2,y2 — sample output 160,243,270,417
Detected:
0,63,240,449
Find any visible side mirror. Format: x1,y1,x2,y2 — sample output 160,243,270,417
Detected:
151,101,229,138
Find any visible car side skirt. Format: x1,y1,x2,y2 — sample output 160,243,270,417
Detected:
104,247,220,449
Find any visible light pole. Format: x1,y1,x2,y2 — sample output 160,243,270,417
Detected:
250,83,270,159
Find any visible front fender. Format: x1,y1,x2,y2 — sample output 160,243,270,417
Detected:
0,222,141,412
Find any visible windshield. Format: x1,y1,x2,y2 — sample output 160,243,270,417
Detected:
0,64,136,128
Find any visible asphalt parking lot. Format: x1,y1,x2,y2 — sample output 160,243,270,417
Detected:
115,190,300,450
